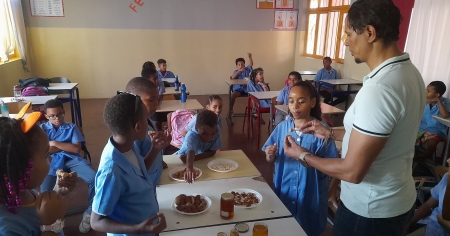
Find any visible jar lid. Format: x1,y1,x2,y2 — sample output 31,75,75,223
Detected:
221,192,234,200
217,232,227,236
234,222,249,233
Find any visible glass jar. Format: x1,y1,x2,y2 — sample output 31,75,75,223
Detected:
217,232,227,236
230,229,240,236
13,85,22,101
252,222,268,236
220,192,234,220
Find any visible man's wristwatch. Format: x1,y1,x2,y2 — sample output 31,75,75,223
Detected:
40,219,64,233
298,152,311,167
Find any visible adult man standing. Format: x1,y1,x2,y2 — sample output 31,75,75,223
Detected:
284,0,426,235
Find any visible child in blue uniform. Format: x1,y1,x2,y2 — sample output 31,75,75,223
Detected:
0,113,79,235
246,67,270,108
142,62,165,97
262,81,338,236
275,71,302,126
175,110,222,183
229,53,253,115
417,81,450,163
91,92,166,236
157,59,176,79
39,99,96,233
182,95,223,137
125,77,171,187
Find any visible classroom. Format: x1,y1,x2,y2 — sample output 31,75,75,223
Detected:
0,0,449,235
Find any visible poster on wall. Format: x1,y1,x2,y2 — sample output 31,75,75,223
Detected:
30,0,64,17
256,0,274,9
273,10,298,30
275,0,294,9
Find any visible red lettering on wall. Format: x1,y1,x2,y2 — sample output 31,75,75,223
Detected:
134,0,144,7
129,3,137,12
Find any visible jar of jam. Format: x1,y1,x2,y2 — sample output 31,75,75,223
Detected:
220,192,234,220
230,229,239,236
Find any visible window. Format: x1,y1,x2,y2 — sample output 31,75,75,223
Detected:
304,0,350,63
0,1,20,63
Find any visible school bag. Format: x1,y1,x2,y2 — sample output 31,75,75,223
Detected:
19,77,51,88
21,86,49,96
169,109,194,148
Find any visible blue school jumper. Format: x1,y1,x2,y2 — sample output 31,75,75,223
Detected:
419,97,450,138
262,118,338,236
313,67,340,82
157,70,175,79
247,81,270,108
175,128,222,155
230,65,252,93
276,86,290,105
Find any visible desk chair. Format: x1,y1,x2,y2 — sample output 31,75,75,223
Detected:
243,96,270,147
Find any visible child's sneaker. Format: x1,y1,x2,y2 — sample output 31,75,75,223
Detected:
79,210,91,233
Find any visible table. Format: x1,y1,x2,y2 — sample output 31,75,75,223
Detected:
1,95,57,105
318,79,363,110
275,103,345,115
248,91,280,133
47,83,82,130
298,70,317,75
160,217,305,236
433,115,450,166
156,99,203,113
164,87,190,96
159,150,261,185
156,176,292,232
225,79,249,125
162,78,176,84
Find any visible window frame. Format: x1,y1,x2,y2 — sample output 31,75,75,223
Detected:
304,0,350,63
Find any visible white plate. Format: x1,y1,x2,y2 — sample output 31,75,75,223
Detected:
228,188,263,209
207,159,239,173
172,194,212,215
169,166,202,182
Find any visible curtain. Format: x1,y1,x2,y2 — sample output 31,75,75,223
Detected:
9,0,29,71
405,0,450,98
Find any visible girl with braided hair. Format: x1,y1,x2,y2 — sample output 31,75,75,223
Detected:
0,113,78,235
246,67,271,108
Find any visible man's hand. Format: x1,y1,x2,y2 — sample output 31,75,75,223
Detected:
283,135,309,159
300,120,330,140
136,213,167,234
265,143,278,162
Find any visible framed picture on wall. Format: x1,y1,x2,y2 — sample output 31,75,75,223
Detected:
275,0,294,9
257,0,274,9
273,10,298,30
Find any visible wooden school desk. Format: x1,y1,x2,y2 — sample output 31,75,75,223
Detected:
318,79,363,110
163,87,190,96
248,91,280,132
156,176,292,232
225,78,249,125
160,217,306,236
433,115,450,166
1,95,57,105
156,99,203,113
48,83,82,129
159,150,261,185
275,103,345,116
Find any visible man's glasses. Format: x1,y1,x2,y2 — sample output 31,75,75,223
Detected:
46,112,64,120
117,91,141,124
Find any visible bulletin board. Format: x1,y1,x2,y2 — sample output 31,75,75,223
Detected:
29,0,64,17
273,10,298,30
256,0,274,9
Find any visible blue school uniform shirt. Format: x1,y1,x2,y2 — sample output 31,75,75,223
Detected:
313,67,340,82
157,79,165,95
40,121,87,176
262,118,338,236
93,137,159,236
175,128,222,155
247,81,270,108
157,70,175,79
420,173,450,236
185,114,223,132
0,190,64,236
230,65,252,93
276,86,290,105
134,119,163,187
419,97,450,138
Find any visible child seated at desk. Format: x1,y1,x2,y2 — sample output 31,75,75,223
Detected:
39,99,96,234
313,57,346,106
417,81,450,164
276,71,302,126
157,59,176,79
142,61,165,97
91,92,166,236
247,67,270,109
229,53,253,116
175,109,222,183
403,159,450,236
182,95,223,137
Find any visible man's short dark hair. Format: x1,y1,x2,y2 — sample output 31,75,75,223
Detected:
288,71,302,81
141,67,158,79
429,81,447,97
157,59,166,65
347,0,402,45
195,109,218,129
126,77,157,96
103,94,144,136
44,99,63,111
235,58,245,65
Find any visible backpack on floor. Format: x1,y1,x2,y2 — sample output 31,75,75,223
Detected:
21,86,49,96
170,109,194,148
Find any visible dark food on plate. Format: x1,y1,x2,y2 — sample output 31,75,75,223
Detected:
172,168,200,180
175,194,208,213
231,191,260,207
